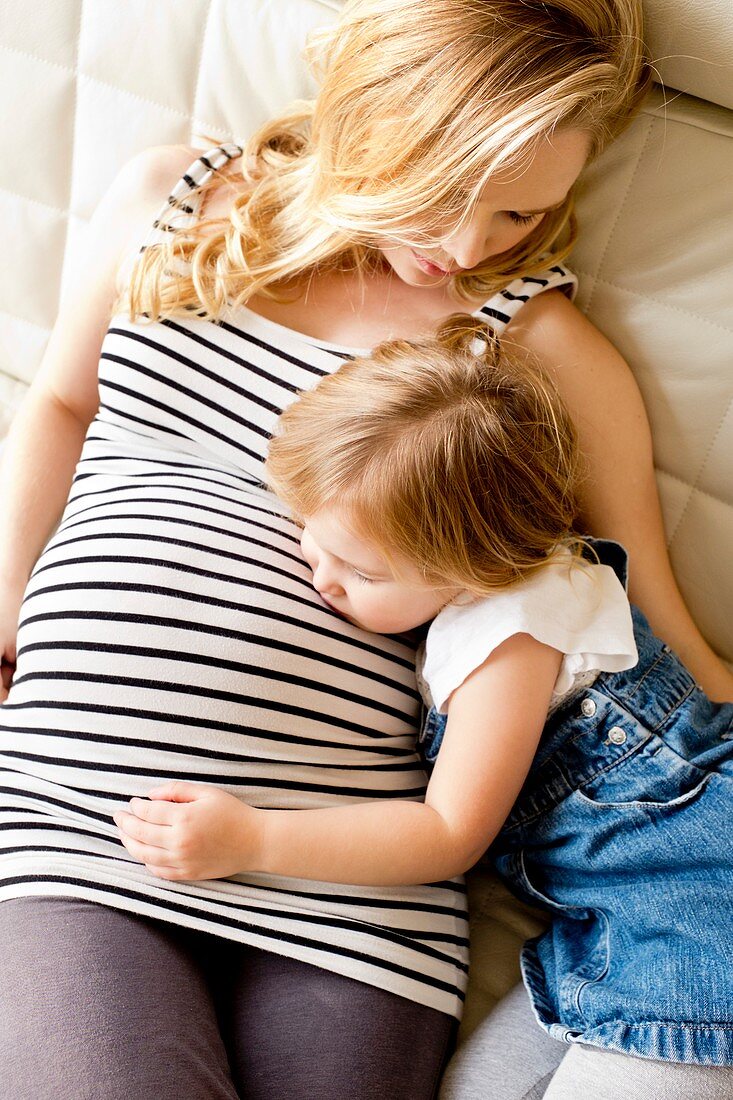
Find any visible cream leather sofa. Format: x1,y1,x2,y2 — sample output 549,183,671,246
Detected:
1,0,731,1047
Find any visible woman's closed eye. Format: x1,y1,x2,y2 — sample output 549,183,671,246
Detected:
506,211,543,226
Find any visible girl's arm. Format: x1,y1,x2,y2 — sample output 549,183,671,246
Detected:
507,290,733,702
260,634,560,883
117,633,562,885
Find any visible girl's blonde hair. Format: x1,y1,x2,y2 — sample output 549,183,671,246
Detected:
266,316,584,594
124,0,651,323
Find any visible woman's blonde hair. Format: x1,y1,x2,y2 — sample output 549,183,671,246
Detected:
125,0,651,323
266,316,584,594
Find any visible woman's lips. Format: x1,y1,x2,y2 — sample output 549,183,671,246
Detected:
410,251,462,277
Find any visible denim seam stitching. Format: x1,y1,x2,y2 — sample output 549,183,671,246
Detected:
602,675,697,732
505,731,654,830
617,646,669,700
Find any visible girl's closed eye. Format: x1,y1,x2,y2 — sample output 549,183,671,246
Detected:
352,568,375,585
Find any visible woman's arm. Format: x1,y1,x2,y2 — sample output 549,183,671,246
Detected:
115,634,562,885
506,290,733,702
0,145,201,699
0,144,200,586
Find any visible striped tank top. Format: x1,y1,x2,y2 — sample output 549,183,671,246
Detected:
0,144,576,1018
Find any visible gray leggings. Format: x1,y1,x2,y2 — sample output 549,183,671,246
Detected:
439,982,733,1099
0,896,456,1100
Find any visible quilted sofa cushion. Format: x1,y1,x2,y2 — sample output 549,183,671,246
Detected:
0,0,731,1041
644,0,733,109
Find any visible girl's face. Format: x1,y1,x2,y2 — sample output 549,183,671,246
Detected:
300,511,462,634
377,129,590,285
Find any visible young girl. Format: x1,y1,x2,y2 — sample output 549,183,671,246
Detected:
1,0,730,1097
118,316,733,1087
269,318,733,1083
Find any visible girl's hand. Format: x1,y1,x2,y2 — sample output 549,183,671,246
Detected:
113,781,262,881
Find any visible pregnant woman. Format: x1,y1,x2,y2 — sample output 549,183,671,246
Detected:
0,1,730,1098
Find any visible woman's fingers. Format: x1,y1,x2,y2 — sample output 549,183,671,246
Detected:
0,658,14,698
143,865,184,880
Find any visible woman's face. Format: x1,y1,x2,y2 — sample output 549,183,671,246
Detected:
377,129,590,285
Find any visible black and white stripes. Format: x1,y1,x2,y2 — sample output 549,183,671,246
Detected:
0,147,575,1018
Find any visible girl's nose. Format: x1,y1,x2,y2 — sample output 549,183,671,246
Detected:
313,557,344,596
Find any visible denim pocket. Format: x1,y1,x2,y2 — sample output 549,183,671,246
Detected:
514,849,611,1025
575,769,711,811
575,733,709,809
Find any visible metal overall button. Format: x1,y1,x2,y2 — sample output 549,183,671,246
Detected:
605,726,627,746
580,698,596,717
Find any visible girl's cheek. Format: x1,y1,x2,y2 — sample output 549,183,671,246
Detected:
300,531,317,572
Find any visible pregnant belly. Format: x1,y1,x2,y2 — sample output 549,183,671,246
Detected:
0,480,423,815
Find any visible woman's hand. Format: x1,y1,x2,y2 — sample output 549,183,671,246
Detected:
113,781,263,881
0,581,26,703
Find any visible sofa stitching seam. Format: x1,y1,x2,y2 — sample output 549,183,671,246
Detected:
77,71,215,126
63,0,85,313
0,185,68,217
189,0,217,141
0,41,76,75
573,271,733,335
2,40,222,131
667,397,733,547
583,117,655,315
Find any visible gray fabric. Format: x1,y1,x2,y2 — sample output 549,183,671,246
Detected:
0,896,455,1100
439,982,567,1100
544,1044,733,1099
440,982,733,1100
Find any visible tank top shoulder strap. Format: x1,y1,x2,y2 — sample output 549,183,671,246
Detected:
475,262,578,336
140,142,244,255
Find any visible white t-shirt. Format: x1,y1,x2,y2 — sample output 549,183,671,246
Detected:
419,552,638,714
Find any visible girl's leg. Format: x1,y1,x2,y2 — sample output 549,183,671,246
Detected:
438,981,566,1100
544,1044,733,1099
0,896,239,1100
214,941,457,1100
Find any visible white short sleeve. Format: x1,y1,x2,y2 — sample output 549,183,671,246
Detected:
422,555,638,713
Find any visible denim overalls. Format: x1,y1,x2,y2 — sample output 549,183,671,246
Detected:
420,540,733,1065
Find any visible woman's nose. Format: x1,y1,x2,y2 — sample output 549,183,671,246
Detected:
445,228,490,271
444,216,514,269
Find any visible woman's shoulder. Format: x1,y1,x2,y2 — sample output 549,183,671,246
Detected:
502,282,628,381
468,262,576,340
111,143,244,294
498,277,649,458
118,142,243,207
111,144,204,221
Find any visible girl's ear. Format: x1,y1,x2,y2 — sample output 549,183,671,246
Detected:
447,589,475,608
